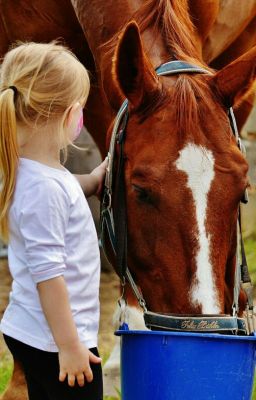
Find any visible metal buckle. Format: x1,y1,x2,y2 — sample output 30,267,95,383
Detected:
118,278,129,329
242,283,255,334
138,298,148,313
245,305,256,334
237,138,246,155
102,190,112,210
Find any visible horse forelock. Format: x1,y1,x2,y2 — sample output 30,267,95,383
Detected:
134,74,231,148
171,75,223,140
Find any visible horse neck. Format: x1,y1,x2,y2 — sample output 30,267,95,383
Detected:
72,0,171,69
71,0,133,61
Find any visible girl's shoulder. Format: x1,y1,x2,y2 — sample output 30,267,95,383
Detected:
15,159,74,206
15,175,70,214
15,158,86,210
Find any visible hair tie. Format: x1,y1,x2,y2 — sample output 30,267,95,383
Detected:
9,86,18,96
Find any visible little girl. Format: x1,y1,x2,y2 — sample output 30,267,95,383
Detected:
0,42,107,400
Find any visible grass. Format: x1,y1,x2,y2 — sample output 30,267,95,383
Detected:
253,379,256,400
0,237,255,398
0,352,13,395
240,235,256,400
245,235,256,287
104,397,120,400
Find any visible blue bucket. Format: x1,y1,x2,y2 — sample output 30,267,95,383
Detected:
116,330,256,400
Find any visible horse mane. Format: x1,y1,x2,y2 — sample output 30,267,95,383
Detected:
103,0,204,65
134,0,201,64
103,0,223,138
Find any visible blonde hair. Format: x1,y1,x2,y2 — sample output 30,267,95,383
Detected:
0,41,90,242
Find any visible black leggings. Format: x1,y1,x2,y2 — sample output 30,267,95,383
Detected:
3,335,103,400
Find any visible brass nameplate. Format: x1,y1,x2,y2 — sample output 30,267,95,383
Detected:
181,320,220,330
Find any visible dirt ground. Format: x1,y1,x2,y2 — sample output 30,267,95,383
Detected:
0,258,120,371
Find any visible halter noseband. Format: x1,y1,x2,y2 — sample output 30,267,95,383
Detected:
100,60,254,335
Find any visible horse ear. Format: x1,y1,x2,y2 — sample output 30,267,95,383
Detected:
211,46,256,107
113,21,159,109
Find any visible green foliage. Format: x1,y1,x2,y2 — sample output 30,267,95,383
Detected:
104,387,121,400
252,374,256,400
241,236,256,399
0,352,13,394
245,235,256,287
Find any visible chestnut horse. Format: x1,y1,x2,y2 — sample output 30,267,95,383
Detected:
1,1,256,399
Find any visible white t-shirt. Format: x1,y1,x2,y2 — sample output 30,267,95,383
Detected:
0,158,101,352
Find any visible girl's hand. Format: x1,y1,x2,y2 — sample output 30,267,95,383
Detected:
58,341,102,387
74,157,108,197
90,157,108,196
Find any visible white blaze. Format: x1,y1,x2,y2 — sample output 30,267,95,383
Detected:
175,143,220,313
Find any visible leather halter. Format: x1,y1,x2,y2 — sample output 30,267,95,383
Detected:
100,60,254,335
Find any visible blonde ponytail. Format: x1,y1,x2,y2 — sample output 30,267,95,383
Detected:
0,88,18,242
0,41,90,242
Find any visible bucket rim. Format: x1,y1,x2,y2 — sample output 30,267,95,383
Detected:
115,329,256,341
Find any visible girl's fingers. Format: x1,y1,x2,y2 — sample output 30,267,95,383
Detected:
59,370,66,382
68,373,76,387
59,370,87,387
84,366,93,383
89,350,102,364
76,372,85,387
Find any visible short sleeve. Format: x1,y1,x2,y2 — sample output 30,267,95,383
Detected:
19,179,70,284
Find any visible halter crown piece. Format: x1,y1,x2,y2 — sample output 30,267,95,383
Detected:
100,60,255,335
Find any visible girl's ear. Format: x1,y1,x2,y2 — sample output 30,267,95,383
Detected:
112,21,160,110
210,45,256,107
65,102,80,127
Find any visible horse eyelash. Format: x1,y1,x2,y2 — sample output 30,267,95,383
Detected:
132,184,154,205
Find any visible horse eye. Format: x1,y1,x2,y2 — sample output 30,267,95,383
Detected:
132,184,154,205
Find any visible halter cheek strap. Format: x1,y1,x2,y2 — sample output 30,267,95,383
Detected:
100,60,254,335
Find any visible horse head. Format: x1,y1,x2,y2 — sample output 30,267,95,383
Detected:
108,21,256,317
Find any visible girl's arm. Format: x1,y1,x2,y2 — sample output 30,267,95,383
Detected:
37,276,101,387
75,158,108,197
